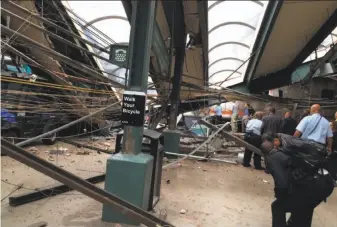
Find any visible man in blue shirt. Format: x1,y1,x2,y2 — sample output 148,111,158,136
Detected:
294,104,333,153
243,111,264,169
215,104,222,124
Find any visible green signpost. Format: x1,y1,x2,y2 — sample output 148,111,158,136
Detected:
102,1,157,225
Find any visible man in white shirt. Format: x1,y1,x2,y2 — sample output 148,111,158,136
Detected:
243,111,264,170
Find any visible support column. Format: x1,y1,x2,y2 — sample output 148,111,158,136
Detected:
102,1,156,225
164,1,186,154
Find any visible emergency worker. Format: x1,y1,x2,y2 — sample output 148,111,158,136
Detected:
261,134,334,227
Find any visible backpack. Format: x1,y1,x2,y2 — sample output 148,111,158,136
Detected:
322,151,337,181
277,133,332,181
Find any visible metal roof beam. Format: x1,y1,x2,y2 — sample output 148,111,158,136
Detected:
209,41,250,53
123,0,169,76
244,0,284,85
208,0,264,12
83,15,128,28
209,69,242,79
209,21,256,34
209,57,245,68
248,8,337,92
198,1,210,85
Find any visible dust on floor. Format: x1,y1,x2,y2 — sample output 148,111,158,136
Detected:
1,141,337,227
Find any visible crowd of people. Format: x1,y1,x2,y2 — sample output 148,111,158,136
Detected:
243,105,336,169
242,105,336,227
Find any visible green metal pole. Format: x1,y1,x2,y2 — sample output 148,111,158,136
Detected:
164,1,186,154
122,0,157,155
102,1,158,224
168,1,186,130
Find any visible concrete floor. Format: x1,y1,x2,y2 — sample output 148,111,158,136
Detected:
1,141,337,227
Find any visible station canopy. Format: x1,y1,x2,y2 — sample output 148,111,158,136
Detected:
62,1,336,92
208,1,337,89
207,0,268,88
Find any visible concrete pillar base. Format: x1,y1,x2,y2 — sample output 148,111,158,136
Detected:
163,130,181,154
102,153,153,225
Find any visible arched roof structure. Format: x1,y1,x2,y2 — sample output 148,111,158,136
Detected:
208,0,264,12
209,70,242,79
83,15,129,28
207,0,267,88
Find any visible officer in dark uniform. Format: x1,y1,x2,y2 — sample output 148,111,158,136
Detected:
261,134,335,227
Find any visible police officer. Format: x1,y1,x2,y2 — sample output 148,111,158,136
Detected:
294,104,333,153
261,134,335,227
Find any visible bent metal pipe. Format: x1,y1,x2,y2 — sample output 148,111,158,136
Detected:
1,139,174,227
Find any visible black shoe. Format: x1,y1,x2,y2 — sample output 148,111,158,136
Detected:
264,169,270,174
242,164,251,168
255,167,265,170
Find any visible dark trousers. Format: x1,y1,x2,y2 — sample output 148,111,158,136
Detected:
271,175,334,227
216,115,222,124
243,133,262,168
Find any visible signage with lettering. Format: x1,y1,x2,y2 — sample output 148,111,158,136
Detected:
121,91,146,126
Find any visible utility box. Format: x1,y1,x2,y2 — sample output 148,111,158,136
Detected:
114,128,164,210
163,130,181,154
102,152,153,225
